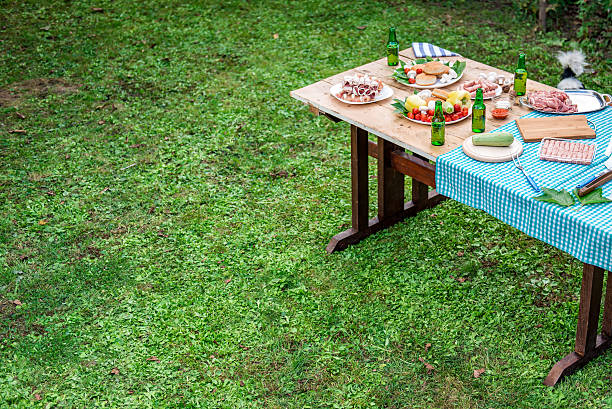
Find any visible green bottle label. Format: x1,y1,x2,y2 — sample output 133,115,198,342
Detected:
431,122,445,146
514,71,527,95
387,44,399,66
472,109,485,133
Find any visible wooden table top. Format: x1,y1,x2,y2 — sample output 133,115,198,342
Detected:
290,48,556,161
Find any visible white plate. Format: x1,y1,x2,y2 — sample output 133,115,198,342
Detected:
465,84,502,100
462,135,523,163
330,83,394,105
405,69,464,89
404,106,472,126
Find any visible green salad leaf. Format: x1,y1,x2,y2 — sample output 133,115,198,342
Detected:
392,66,412,86
391,98,407,115
452,60,467,76
534,188,575,207
573,188,612,206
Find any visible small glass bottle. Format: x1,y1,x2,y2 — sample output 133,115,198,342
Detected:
386,28,399,66
431,100,445,146
514,53,527,96
472,88,486,133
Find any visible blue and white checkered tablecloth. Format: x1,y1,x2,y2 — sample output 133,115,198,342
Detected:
436,106,612,272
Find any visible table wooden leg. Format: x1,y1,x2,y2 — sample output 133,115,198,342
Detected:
377,138,404,227
350,125,369,232
326,132,446,253
601,268,612,337
544,264,612,386
411,154,431,211
326,125,371,253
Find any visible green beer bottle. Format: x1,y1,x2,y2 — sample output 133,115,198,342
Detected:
386,28,399,66
431,100,445,146
514,53,527,96
472,88,486,133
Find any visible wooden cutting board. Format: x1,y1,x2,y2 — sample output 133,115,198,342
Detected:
516,115,595,142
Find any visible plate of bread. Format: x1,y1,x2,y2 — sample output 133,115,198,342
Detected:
392,58,467,89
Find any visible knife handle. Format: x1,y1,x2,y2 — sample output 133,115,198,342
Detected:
577,169,612,197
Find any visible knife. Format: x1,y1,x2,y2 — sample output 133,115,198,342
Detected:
577,156,612,197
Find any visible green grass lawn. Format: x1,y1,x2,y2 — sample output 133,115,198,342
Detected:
1,0,611,407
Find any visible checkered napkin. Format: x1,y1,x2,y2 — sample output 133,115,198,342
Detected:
412,42,460,58
435,107,612,272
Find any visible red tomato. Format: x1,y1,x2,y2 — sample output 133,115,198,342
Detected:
454,104,461,113
427,109,434,116
416,68,423,74
412,107,420,115
425,116,431,122
404,68,409,74
444,114,450,122
415,113,421,121
462,107,469,115
407,112,414,119
451,114,459,121
408,78,416,84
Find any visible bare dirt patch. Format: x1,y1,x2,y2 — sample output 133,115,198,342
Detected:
0,297,46,340
0,78,81,107
0,298,16,320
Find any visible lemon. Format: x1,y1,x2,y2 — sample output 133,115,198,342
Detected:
404,95,426,111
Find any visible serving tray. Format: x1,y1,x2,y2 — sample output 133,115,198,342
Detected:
519,89,612,115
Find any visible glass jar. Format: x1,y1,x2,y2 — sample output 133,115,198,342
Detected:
491,94,514,120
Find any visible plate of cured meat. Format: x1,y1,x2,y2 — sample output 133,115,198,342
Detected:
519,89,610,114
519,90,578,114
461,78,502,100
331,73,393,104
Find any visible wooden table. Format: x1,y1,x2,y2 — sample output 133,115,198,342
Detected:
290,48,612,386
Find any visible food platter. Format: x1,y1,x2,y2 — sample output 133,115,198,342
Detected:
330,83,394,105
391,89,472,125
520,89,612,115
407,70,464,89
403,106,472,126
470,84,502,100
392,58,466,89
460,78,503,100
